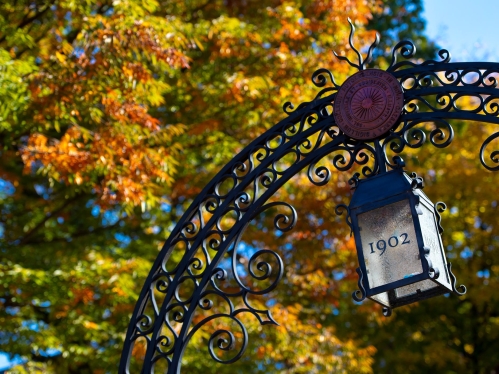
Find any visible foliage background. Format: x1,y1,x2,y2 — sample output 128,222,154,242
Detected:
1,0,499,373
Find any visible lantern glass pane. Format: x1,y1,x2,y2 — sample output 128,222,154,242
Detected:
394,279,439,298
358,199,422,289
370,292,390,307
418,201,452,289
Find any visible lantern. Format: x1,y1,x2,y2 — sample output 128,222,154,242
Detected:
338,167,466,316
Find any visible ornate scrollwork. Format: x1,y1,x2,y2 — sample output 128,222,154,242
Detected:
382,118,455,168
308,157,332,186
208,326,242,363
310,68,341,101
387,40,451,72
424,246,440,280
139,197,296,371
447,262,467,296
335,204,353,236
121,22,499,374
387,40,416,71
332,18,380,71
179,204,291,364
351,267,367,302
480,132,499,171
282,22,499,178
312,68,341,90
410,172,425,190
348,172,361,189
434,202,447,235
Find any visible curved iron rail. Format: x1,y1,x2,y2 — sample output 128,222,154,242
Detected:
120,23,499,373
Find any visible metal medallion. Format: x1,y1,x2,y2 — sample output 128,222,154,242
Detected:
333,69,404,140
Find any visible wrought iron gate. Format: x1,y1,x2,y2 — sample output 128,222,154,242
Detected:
120,22,499,373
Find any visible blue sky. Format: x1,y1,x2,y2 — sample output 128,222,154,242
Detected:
423,0,499,62
0,353,24,372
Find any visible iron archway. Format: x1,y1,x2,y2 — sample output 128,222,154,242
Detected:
120,22,499,373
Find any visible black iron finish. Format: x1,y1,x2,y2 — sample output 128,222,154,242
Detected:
120,21,498,373
447,262,467,296
345,169,464,311
335,204,353,235
352,267,367,302
434,202,447,234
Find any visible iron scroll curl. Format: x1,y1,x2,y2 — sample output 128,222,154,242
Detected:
120,22,499,373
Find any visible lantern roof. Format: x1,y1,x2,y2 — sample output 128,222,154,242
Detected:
349,168,414,209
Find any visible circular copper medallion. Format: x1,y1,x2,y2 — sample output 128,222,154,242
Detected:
333,69,404,140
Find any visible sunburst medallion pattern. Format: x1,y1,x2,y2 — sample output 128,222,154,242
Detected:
351,87,385,122
333,69,404,140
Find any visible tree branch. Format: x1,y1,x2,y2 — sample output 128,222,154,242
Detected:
0,2,54,45
21,219,125,245
14,194,83,246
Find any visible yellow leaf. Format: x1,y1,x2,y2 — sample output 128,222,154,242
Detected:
193,37,205,51
84,321,99,330
55,51,66,63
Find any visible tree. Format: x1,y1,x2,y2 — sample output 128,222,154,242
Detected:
1,1,482,373
367,0,438,59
